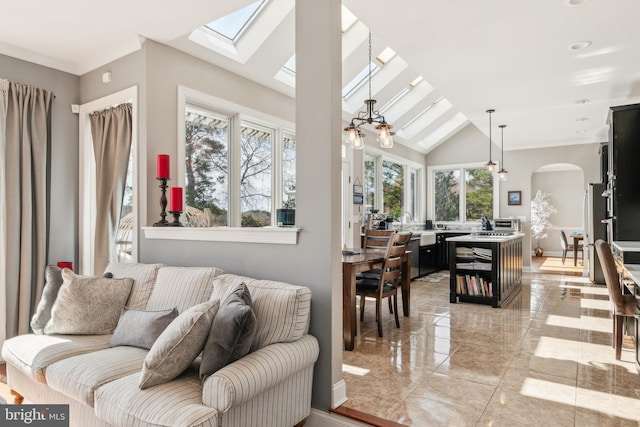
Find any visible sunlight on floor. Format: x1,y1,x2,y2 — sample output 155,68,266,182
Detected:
342,364,370,376
521,377,640,421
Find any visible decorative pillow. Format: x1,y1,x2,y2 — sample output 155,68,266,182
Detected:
139,299,219,389
200,283,257,381
44,269,134,335
110,307,178,349
30,265,64,334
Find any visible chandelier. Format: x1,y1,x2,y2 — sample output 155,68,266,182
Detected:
485,109,496,172
344,31,394,150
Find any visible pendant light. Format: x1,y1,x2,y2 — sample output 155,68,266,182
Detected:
485,109,496,172
498,124,508,181
343,31,394,149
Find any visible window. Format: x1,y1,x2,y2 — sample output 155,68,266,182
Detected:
180,88,294,228
382,159,404,220
282,133,296,208
430,164,496,223
240,121,273,227
364,152,422,221
184,106,230,226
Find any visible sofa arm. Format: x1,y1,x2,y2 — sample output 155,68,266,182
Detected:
202,334,319,412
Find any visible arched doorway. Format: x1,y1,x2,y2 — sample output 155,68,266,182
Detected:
530,163,586,275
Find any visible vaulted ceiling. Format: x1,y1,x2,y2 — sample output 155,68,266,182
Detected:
1,0,639,154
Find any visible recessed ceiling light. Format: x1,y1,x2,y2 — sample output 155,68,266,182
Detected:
570,41,592,50
575,98,590,104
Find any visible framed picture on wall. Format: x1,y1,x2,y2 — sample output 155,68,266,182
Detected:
508,191,522,206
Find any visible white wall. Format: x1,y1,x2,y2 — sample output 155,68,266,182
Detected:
531,169,584,254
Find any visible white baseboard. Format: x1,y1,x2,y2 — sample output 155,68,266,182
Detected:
306,408,370,427
331,379,348,408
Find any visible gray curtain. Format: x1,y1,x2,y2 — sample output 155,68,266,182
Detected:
0,79,8,351
90,103,132,274
5,81,54,338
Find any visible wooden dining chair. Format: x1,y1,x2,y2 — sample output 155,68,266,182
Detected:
362,229,395,251
595,239,638,360
356,232,411,337
560,230,583,264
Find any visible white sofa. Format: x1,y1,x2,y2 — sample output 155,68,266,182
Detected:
2,262,319,427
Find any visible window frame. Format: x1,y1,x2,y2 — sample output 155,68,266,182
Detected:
363,147,424,222
427,162,499,225
177,85,294,228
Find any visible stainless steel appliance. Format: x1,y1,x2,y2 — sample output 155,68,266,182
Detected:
585,183,607,284
493,218,521,232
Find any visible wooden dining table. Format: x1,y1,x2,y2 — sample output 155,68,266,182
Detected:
572,233,584,266
342,249,411,351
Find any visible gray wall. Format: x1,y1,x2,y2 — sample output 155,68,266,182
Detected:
0,54,80,267
532,169,584,254
426,124,601,266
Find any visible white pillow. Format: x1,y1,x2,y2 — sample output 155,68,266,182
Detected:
44,269,133,335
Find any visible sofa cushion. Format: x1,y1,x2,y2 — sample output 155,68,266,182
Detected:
145,266,224,313
44,269,133,335
200,283,257,380
30,265,64,334
1,334,112,383
46,346,148,407
139,299,219,389
110,307,178,350
95,370,217,427
104,262,165,310
209,274,311,351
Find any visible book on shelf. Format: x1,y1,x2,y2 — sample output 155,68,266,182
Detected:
455,274,492,297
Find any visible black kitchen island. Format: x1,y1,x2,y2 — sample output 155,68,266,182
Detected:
448,233,523,308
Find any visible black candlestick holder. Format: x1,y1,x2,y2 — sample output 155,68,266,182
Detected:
169,211,184,227
153,178,170,227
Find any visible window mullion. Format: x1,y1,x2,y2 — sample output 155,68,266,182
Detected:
229,114,242,227
273,127,283,222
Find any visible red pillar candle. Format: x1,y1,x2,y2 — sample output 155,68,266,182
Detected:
170,187,183,212
157,154,170,179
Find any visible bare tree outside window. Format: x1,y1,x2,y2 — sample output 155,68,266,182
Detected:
240,122,272,227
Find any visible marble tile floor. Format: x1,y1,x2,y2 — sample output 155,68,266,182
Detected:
341,272,640,426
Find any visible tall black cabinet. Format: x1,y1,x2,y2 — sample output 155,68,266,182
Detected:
608,104,640,248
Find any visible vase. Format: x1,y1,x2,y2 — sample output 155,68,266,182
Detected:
535,247,543,257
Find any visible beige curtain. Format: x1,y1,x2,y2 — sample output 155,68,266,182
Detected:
0,79,8,352
90,103,132,274
4,81,54,338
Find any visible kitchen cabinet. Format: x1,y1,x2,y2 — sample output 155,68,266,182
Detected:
419,245,436,276
448,234,522,308
435,232,468,270
408,238,420,279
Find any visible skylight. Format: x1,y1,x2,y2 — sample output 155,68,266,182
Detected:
342,62,379,98
205,0,265,41
283,54,296,73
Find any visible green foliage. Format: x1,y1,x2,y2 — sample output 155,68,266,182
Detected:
434,170,459,221
382,160,404,219
465,168,493,220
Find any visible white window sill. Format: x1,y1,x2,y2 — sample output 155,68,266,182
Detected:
142,226,300,245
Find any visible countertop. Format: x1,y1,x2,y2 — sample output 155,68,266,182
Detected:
624,264,640,283
612,241,640,252
446,232,524,243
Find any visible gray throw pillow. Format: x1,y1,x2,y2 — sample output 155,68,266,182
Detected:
44,269,134,335
30,265,64,334
110,307,178,350
139,299,220,389
200,283,257,381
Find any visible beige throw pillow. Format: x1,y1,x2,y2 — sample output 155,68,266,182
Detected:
44,269,134,335
139,299,220,389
